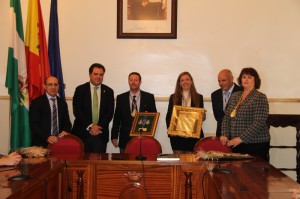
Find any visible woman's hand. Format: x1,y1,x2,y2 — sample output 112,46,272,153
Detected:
220,136,228,145
227,137,242,148
202,110,207,121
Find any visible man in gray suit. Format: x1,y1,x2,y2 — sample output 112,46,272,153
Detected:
111,72,157,152
211,69,242,137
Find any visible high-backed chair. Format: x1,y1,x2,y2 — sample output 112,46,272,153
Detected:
194,136,231,153
48,134,84,159
125,136,162,156
267,114,300,183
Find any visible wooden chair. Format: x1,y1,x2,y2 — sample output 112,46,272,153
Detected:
193,136,231,153
125,136,162,156
267,114,300,183
48,134,84,159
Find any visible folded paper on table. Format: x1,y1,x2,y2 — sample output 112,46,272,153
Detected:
157,154,180,161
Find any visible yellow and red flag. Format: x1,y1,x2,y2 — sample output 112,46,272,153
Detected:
25,0,50,103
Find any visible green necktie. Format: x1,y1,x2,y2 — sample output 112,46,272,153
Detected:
92,87,99,124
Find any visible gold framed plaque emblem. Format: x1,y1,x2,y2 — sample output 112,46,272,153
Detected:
167,106,205,138
130,112,160,137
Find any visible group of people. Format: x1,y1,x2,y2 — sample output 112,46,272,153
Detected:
26,63,270,162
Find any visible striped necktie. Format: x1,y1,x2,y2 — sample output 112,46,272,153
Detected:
223,91,230,110
132,95,137,112
51,98,58,135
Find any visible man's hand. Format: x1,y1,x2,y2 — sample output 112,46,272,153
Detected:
47,135,59,144
58,131,70,138
89,124,102,136
111,139,118,147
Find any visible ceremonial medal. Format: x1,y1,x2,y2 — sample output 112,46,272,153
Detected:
230,109,236,118
131,108,137,117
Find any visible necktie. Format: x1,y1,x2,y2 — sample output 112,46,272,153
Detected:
131,95,137,117
51,98,58,135
223,91,230,110
92,87,99,124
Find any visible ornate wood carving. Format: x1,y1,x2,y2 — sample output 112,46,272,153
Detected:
120,171,148,199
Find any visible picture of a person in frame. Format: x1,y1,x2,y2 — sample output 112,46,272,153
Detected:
128,0,167,20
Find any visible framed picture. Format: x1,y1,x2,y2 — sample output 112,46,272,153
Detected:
129,112,160,137
167,106,205,138
117,0,177,39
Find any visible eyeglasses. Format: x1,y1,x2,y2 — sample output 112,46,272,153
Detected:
46,83,59,87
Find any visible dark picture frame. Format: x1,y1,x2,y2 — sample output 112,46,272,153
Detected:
167,106,205,138
129,112,160,137
117,0,177,39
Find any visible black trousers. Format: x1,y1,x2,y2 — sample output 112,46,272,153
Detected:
84,135,107,153
232,141,270,161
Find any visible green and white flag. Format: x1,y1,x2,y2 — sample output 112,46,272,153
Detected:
5,0,31,152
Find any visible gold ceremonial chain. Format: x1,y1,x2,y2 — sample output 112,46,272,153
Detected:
230,95,244,118
131,108,137,117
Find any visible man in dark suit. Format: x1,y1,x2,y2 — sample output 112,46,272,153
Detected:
72,63,114,153
111,72,157,152
211,69,242,137
29,76,72,148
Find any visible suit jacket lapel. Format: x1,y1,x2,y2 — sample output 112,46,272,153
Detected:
139,91,146,112
56,97,64,130
217,89,224,108
85,83,92,120
99,84,104,113
42,94,52,119
125,92,131,113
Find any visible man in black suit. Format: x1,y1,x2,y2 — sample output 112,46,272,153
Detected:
111,72,157,152
72,63,114,153
29,76,72,148
211,69,242,137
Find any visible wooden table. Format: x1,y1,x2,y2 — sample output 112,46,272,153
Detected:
64,153,206,199
0,157,64,199
62,153,300,199
203,156,299,199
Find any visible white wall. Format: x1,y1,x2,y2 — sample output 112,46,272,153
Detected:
0,0,300,97
0,0,300,180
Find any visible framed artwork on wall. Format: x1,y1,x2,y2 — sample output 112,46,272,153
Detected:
117,0,177,39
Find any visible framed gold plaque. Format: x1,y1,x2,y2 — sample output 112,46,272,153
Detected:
167,106,205,138
130,112,160,137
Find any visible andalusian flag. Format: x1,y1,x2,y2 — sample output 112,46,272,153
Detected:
5,0,31,151
25,0,50,103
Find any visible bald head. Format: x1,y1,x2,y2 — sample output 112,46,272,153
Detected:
218,69,234,91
